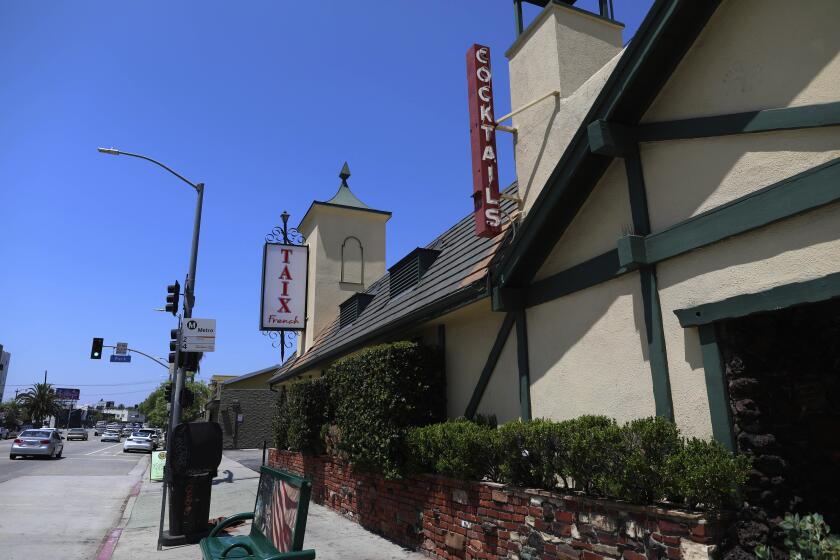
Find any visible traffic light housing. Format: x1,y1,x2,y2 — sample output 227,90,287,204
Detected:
180,388,194,408
164,383,173,402
168,329,180,365
90,337,104,359
166,281,180,316
181,351,203,373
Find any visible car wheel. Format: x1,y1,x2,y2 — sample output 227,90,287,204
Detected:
9,454,16,460
56,448,63,458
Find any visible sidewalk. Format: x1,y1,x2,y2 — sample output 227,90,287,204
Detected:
106,449,425,560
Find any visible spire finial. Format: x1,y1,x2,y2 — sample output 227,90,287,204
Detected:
339,162,351,185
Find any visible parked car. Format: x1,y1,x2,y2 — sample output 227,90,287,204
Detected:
123,433,154,453
66,428,89,441
135,429,159,449
101,430,122,442
10,429,64,459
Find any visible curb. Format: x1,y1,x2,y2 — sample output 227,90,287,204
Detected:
94,456,150,560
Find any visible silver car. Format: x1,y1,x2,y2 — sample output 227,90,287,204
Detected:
101,430,122,442
66,428,89,441
123,433,154,453
10,429,64,459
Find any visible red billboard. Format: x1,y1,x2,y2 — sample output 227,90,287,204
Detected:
466,43,502,238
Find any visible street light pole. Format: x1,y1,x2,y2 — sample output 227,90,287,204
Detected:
98,147,204,548
97,147,203,425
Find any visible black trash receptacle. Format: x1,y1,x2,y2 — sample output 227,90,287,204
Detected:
162,421,222,545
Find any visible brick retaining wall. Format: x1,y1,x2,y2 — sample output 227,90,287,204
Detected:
269,449,727,560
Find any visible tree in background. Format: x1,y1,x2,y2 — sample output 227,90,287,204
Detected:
0,400,26,429
16,383,61,427
139,380,212,428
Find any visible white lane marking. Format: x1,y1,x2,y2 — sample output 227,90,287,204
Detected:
85,443,123,455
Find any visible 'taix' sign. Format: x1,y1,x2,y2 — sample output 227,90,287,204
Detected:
466,43,501,238
261,243,308,331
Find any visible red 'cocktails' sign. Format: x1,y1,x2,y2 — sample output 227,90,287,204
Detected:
466,43,501,238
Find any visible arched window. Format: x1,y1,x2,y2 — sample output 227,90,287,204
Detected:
341,236,364,284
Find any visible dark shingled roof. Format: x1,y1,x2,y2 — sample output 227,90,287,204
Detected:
268,183,518,385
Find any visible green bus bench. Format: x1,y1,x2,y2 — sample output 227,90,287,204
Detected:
200,465,315,560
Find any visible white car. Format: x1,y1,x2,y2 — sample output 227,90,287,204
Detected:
123,433,154,453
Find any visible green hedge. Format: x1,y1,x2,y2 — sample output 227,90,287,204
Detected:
273,377,329,453
406,416,750,511
326,341,445,478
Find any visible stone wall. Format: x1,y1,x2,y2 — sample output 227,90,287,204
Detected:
269,449,726,560
717,298,840,559
218,388,277,449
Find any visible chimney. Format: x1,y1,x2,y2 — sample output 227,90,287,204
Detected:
505,1,624,213
297,163,391,353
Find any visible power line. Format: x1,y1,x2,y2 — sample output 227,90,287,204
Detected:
6,378,167,388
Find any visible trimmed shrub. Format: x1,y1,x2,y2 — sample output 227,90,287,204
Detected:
561,415,622,497
497,419,566,489
273,377,329,453
326,341,445,478
617,416,682,503
667,437,751,510
406,419,500,481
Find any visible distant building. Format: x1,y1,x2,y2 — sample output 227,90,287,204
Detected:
205,368,278,449
0,350,10,401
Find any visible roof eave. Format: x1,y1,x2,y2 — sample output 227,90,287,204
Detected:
268,279,487,386
493,0,722,289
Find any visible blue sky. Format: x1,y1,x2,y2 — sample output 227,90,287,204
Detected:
0,1,652,406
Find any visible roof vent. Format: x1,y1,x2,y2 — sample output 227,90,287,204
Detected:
388,247,441,299
339,292,375,328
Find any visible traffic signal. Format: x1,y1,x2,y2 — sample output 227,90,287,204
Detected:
180,388,194,408
181,351,203,373
90,337,104,359
164,383,173,402
165,281,180,316
168,329,181,365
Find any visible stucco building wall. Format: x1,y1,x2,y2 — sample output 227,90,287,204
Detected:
526,272,657,424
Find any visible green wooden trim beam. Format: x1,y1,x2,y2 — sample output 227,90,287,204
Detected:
675,271,840,327
464,312,516,419
640,267,674,420
617,234,647,269
697,324,734,451
616,156,840,268
637,101,840,143
525,250,626,307
515,307,532,421
587,120,635,156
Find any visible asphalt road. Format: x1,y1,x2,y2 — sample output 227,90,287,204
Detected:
0,435,150,559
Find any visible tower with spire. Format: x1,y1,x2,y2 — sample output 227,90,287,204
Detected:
297,163,391,352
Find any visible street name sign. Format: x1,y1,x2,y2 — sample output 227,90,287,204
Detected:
182,318,216,352
110,354,131,363
116,342,128,355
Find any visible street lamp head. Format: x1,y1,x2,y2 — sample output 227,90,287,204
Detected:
97,147,121,155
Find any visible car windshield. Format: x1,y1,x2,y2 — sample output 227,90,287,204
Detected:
20,430,52,438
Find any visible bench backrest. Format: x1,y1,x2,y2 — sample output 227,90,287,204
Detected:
252,466,312,552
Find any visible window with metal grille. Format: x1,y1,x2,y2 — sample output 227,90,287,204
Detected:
388,248,441,299
339,293,374,328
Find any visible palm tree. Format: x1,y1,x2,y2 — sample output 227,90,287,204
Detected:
16,383,61,427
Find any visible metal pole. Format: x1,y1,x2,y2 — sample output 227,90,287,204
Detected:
171,182,203,428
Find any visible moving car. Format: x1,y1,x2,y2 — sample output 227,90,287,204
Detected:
66,428,89,441
0,427,9,439
123,432,154,453
101,430,121,442
10,429,64,459
94,421,107,436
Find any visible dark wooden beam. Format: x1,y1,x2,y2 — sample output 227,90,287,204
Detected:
464,312,516,420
